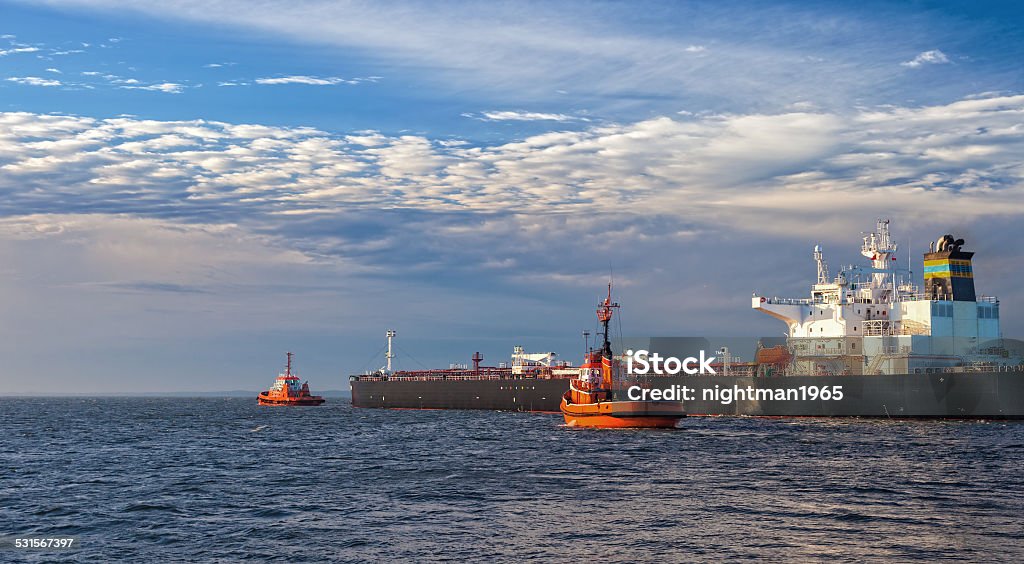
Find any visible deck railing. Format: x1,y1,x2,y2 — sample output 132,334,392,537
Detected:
351,372,577,382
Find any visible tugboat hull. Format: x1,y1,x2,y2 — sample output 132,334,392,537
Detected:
257,394,325,406
560,398,685,428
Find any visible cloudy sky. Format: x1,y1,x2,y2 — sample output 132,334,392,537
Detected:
2,1,1023,393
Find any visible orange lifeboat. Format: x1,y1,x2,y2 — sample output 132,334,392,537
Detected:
258,352,326,406
560,285,685,428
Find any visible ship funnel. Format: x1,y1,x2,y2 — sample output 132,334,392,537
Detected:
924,236,975,301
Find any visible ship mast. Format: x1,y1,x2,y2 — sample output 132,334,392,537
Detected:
596,283,620,390
814,245,829,285
596,283,619,359
862,218,898,294
385,330,396,373
286,351,293,377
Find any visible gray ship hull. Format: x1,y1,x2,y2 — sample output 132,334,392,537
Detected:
350,371,1024,418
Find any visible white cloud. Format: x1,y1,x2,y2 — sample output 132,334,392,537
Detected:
75,72,178,92
256,76,338,85
684,45,707,53
364,136,449,179
45,67,62,73
901,49,950,68
254,75,374,85
0,93,1022,229
6,76,62,87
474,110,582,122
0,46,40,56
119,82,185,93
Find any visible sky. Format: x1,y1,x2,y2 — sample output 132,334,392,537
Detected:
2,0,1024,393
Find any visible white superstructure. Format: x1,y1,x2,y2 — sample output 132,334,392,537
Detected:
752,220,1004,375
511,346,559,375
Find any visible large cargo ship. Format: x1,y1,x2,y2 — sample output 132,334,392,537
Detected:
350,221,1024,418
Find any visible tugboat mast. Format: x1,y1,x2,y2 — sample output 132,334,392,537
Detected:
596,283,620,359
286,351,293,376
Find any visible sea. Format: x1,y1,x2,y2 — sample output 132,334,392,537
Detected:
2,397,1023,563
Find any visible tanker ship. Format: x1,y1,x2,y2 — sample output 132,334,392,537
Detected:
350,221,1024,418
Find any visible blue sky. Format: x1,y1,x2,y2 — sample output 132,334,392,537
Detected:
2,0,1024,392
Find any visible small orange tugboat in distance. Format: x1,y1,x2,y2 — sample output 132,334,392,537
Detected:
561,285,685,428
258,352,326,406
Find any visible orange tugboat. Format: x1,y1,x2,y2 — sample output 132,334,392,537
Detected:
257,352,326,406
561,285,685,428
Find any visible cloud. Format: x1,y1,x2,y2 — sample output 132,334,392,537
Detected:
96,281,212,294
1,93,1023,234
6,76,62,87
45,67,62,73
118,82,185,93
3,93,1024,388
469,111,584,122
47,71,188,92
0,213,330,338
27,0,997,115
901,49,950,68
0,46,40,56
254,75,376,85
0,96,1022,263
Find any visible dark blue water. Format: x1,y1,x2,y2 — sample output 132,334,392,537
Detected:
2,398,1023,562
